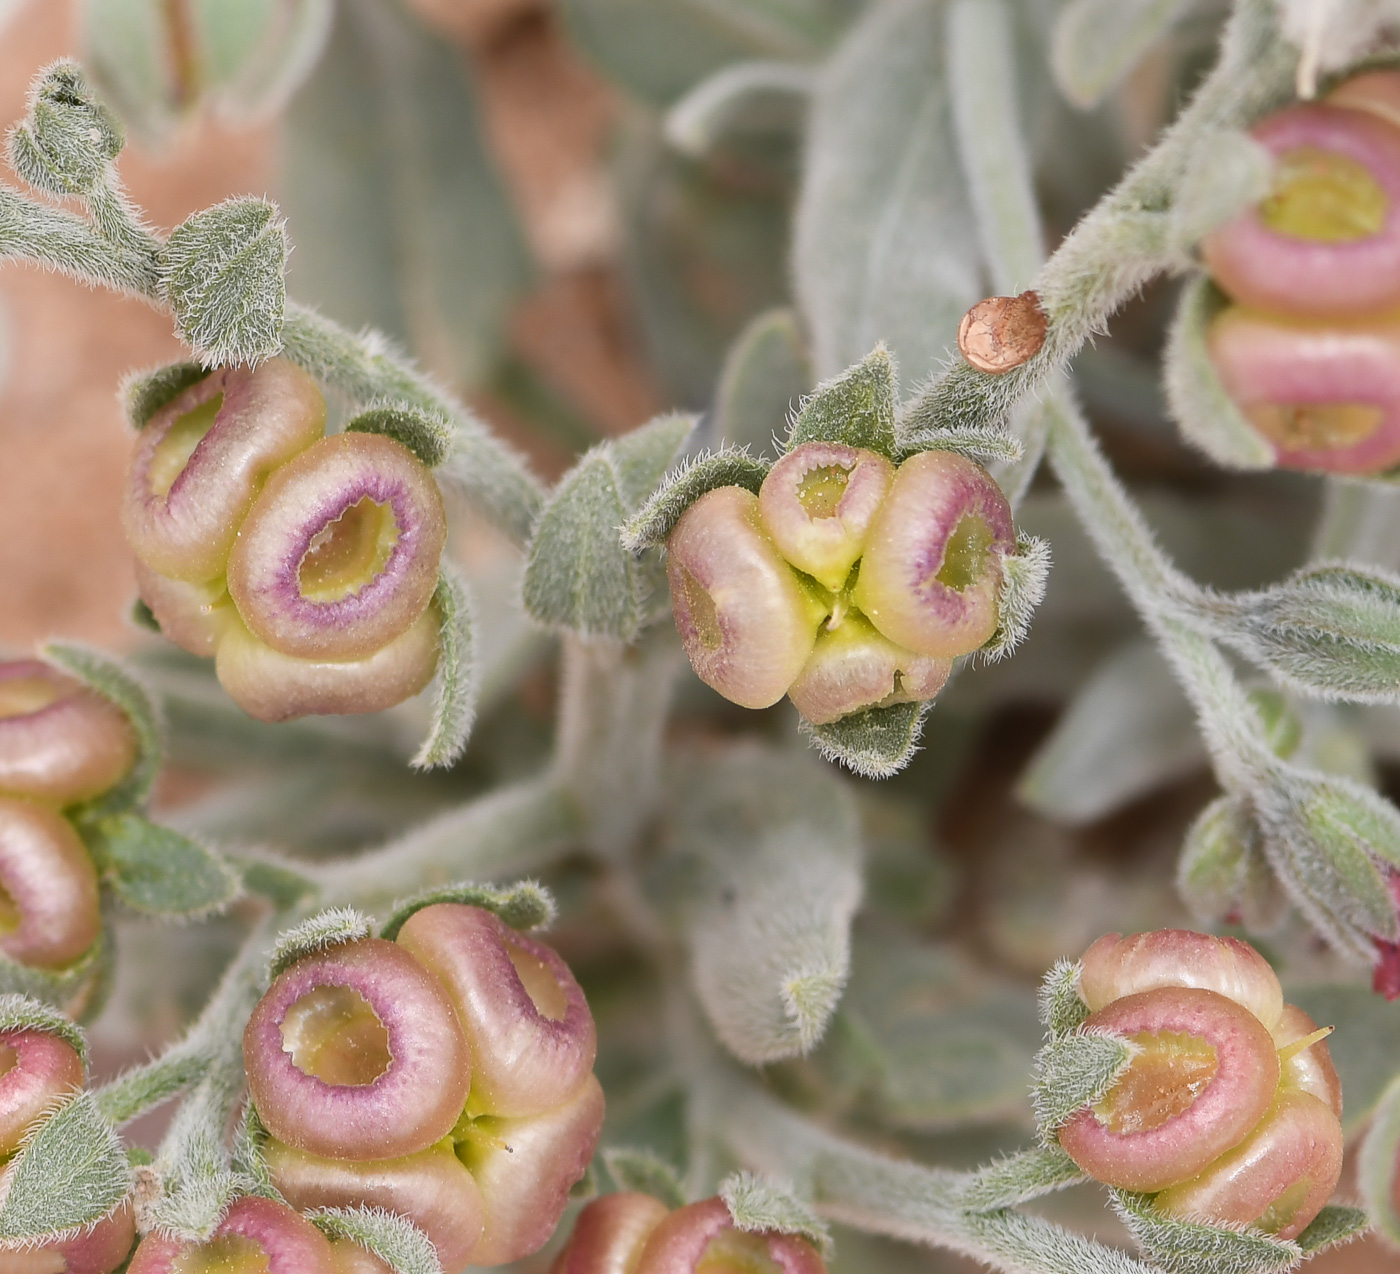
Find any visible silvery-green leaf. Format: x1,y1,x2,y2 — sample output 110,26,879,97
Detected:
1289,985,1400,1135
8,61,124,197
82,0,181,140
672,746,861,1063
195,0,333,124
0,936,108,1021
664,60,813,159
379,878,556,940
346,404,453,467
1163,276,1274,470
524,414,695,640
794,0,982,386
120,361,207,429
802,701,931,781
85,813,241,918
786,346,897,458
1111,1189,1299,1274
1359,1074,1400,1244
1295,1206,1370,1256
1032,1032,1135,1138
1017,641,1204,825
281,0,528,388
721,1172,832,1257
0,1093,129,1242
602,1146,687,1209
269,908,372,980
310,1206,442,1274
1177,796,1287,932
1050,0,1196,109
411,570,478,771
714,308,811,458
620,447,770,553
1038,959,1089,1039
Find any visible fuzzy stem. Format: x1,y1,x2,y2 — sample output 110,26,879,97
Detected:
0,182,159,295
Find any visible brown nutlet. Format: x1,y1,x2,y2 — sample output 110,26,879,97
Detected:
958,290,1047,373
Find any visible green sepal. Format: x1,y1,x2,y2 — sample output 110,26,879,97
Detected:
378,879,556,941
602,1146,687,1210
120,361,208,429
1032,1031,1136,1140
620,446,770,553
1111,1189,1299,1274
982,534,1051,662
411,569,478,771
84,813,241,919
347,404,454,467
785,345,897,459
0,992,88,1067
0,1092,129,1243
896,423,1025,466
130,597,161,633
43,641,162,818
1295,1206,1370,1256
1037,958,1090,1039
721,1172,833,1258
309,1207,442,1274
800,700,930,780
268,908,372,980
231,1102,280,1200
524,413,695,640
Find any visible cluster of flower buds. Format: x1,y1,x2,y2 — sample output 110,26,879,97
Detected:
1057,930,1343,1239
666,444,1015,723
1,1018,135,1273
125,360,448,722
242,905,602,1272
1205,70,1400,473
553,1192,828,1274
0,658,135,975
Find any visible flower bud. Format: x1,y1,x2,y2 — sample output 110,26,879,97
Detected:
395,904,597,1119
243,937,470,1162
1207,306,1400,473
122,359,326,583
226,433,447,662
1154,1090,1344,1240
1077,929,1284,1029
1057,987,1281,1193
1273,1004,1343,1119
634,1197,828,1274
0,1026,84,1156
9,1197,135,1274
551,1192,671,1274
1203,104,1400,318
0,797,101,969
134,562,236,658
214,607,440,723
264,1138,484,1274
0,661,136,806
786,615,951,724
852,451,1015,659
757,443,895,591
666,487,824,710
128,1195,338,1274
460,1074,605,1266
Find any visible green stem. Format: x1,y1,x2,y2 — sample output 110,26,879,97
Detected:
0,183,159,296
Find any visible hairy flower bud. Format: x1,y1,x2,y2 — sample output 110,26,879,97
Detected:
1203,104,1400,318
0,660,136,806
8,61,123,198
786,615,951,725
128,1195,338,1274
243,937,470,1161
265,1139,485,1274
226,433,447,661
852,450,1015,659
0,1026,84,1156
634,1197,828,1274
123,359,326,582
1057,987,1281,1192
10,1197,136,1274
666,487,825,709
550,1192,671,1274
395,904,597,1119
0,796,101,969
1207,306,1400,473
757,442,894,591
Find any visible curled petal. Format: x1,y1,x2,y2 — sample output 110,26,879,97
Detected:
634,1197,828,1274
1273,1004,1343,1120
123,359,326,582
227,433,446,661
757,442,895,591
551,1192,671,1274
396,903,596,1119
215,608,440,723
265,1138,485,1274
1155,1090,1344,1240
666,487,825,709
135,561,235,658
1078,929,1284,1028
0,661,137,807
1208,306,1400,473
10,1197,135,1274
787,615,951,725
0,1027,84,1156
128,1196,338,1274
0,797,100,969
852,451,1015,659
1203,104,1400,317
1057,987,1281,1193
461,1074,605,1267
243,938,470,1162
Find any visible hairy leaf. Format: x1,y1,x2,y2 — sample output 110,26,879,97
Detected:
346,404,454,467
1177,796,1286,932
801,700,931,780
269,908,372,980
1037,959,1089,1039
8,60,123,196
786,346,897,458
896,425,1025,467
1111,1189,1299,1274
120,361,208,428
379,878,556,940
602,1146,687,1210
620,447,769,553
0,992,88,1065
714,308,811,458
310,1206,443,1274
86,813,241,919
721,1172,832,1257
1032,1032,1136,1138
1050,0,1195,108
411,570,478,770
1295,1206,1370,1256
984,534,1051,662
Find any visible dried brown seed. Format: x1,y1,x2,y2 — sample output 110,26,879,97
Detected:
958,291,1047,374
